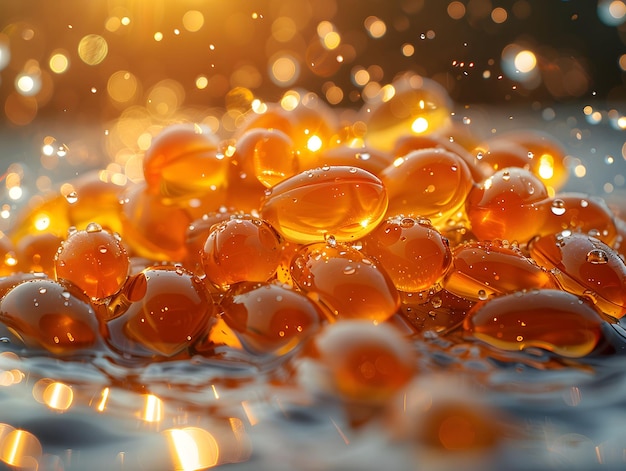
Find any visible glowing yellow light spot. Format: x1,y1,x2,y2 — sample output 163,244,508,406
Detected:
364,16,386,38
353,68,370,86
538,154,555,179
323,31,341,50
195,75,208,89
8,187,22,200
49,52,69,74
183,10,204,32
280,92,300,111
617,116,626,129
15,74,38,95
121,17,131,26
42,382,73,411
609,0,626,19
392,157,405,168
514,50,537,73
402,43,415,57
270,55,299,85
105,16,121,32
411,117,429,134
34,214,51,231
0,429,42,469
142,394,163,423
77,34,108,66
107,70,138,104
96,387,110,412
307,135,323,152
164,427,219,471
154,32,163,41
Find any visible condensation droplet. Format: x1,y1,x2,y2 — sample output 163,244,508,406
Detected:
586,249,608,264
86,222,103,233
478,289,488,300
551,199,566,216
65,191,79,204
343,265,356,275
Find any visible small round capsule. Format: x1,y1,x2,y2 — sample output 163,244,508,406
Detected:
201,215,283,289
261,166,388,244
291,241,400,323
362,216,452,293
0,278,101,356
529,231,626,319
54,223,130,301
463,289,604,358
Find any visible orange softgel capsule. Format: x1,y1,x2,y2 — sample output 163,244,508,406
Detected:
15,232,64,275
261,166,388,244
104,266,216,358
444,240,558,302
381,148,474,227
213,281,327,356
361,216,452,293
466,167,550,243
529,231,626,319
290,241,400,323
0,278,101,355
464,289,605,358
201,215,283,289
143,123,228,198
54,223,130,300
295,320,415,404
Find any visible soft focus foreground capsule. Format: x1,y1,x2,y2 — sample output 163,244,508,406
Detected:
529,231,626,319
466,167,550,243
54,223,130,301
0,278,101,355
381,148,474,227
290,242,400,323
361,216,452,293
143,123,228,198
261,166,388,244
362,74,453,151
444,240,558,302
463,289,605,358
214,281,327,356
295,320,415,404
104,266,216,357
201,215,283,289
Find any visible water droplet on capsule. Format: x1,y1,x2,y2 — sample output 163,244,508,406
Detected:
551,199,566,216
86,222,103,233
477,289,488,300
586,249,609,264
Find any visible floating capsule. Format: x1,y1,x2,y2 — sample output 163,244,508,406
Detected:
444,240,558,302
104,266,216,358
290,241,400,323
261,166,388,244
529,231,626,319
201,215,283,289
214,281,327,356
295,320,415,404
362,74,453,151
466,167,550,243
0,278,101,355
143,123,228,198
381,148,474,227
54,224,130,300
361,216,452,293
463,289,604,358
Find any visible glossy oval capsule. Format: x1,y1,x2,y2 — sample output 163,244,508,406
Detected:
295,320,415,404
15,232,64,275
261,166,388,244
184,209,237,274
54,223,130,301
201,215,283,289
0,278,101,355
216,281,327,356
444,240,559,302
104,266,216,358
315,144,392,177
361,216,452,293
529,231,626,319
290,242,400,323
466,167,550,243
381,148,474,227
463,289,604,358
143,123,228,198
362,74,453,151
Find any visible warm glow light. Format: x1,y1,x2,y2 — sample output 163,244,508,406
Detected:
15,74,40,96
0,429,42,469
142,394,164,422
307,135,323,152
364,16,386,38
77,34,108,65
538,154,555,179
411,117,429,133
195,75,209,89
49,52,69,74
42,382,74,411
402,43,415,57
96,387,110,412
165,427,219,470
107,70,138,104
514,50,537,73
183,10,204,32
270,55,299,86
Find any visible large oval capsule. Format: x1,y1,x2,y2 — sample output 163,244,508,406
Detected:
260,166,388,244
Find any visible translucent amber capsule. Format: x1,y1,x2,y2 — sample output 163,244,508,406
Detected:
315,144,392,177
201,215,283,289
104,266,216,357
538,193,617,246
296,320,415,404
290,242,400,323
184,209,237,274
529,231,626,319
216,281,327,356
466,167,550,243
361,216,452,293
400,289,474,333
381,148,474,227
444,240,558,302
0,232,17,276
15,233,64,275
362,74,453,151
0,278,101,355
143,123,228,198
463,289,604,358
119,184,192,262
233,128,298,188
54,223,130,300
261,166,388,244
